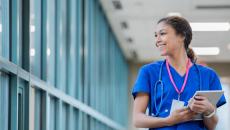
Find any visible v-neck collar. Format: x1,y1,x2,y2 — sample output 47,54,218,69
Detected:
167,63,194,78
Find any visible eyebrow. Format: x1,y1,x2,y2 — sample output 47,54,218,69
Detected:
155,29,166,34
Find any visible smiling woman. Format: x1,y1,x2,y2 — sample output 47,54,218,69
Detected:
132,16,226,130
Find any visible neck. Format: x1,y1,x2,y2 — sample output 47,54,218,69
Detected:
166,50,189,71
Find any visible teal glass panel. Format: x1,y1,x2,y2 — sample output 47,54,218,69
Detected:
46,0,56,85
0,72,9,130
30,0,41,77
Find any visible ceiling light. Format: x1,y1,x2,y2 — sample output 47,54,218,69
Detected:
192,47,220,55
167,12,182,17
190,22,230,31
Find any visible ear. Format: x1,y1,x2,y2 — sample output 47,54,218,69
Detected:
178,34,185,43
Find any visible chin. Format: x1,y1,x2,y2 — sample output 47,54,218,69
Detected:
160,53,167,56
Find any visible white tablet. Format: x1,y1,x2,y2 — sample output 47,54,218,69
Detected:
192,90,224,106
191,90,224,120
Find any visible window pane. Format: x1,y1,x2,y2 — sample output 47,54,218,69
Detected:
0,0,10,59
46,0,56,85
0,0,2,55
30,0,41,77
0,72,9,130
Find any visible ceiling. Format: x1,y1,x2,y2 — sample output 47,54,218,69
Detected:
100,0,230,63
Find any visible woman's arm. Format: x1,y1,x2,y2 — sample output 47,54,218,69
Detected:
189,96,218,130
133,93,196,128
203,113,218,130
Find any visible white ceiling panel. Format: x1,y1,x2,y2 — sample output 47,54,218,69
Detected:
100,0,230,63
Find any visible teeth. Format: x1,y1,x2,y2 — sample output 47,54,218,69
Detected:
158,44,165,47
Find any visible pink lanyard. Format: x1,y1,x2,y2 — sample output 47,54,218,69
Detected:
166,58,191,100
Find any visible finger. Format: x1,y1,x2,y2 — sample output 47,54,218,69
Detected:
193,100,206,106
184,112,196,121
180,109,191,115
190,104,205,113
194,96,207,100
176,107,188,113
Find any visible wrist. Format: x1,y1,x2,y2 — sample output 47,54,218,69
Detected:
164,116,173,126
203,109,216,118
204,105,215,116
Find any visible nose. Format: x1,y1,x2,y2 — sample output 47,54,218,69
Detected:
155,35,161,47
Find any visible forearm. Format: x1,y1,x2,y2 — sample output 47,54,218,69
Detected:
133,113,170,128
203,114,218,130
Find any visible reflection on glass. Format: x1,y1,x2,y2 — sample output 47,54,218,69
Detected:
30,48,35,57
47,48,51,56
30,25,36,33
0,24,2,32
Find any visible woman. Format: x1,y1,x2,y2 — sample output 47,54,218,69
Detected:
132,16,226,130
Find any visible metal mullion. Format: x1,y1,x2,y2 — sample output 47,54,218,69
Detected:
0,72,10,130
77,0,83,129
62,103,67,130
34,89,42,130
112,38,116,122
41,92,50,130
0,56,126,130
55,0,61,90
101,8,107,130
109,34,113,120
21,80,30,130
89,0,96,129
94,2,99,129
55,0,64,121
9,0,20,129
83,0,91,129
114,46,119,123
66,0,76,98
98,10,103,130
41,0,47,82
10,75,18,130
2,0,10,59
59,0,67,93
104,16,109,119
67,0,76,129
21,0,30,71
68,106,74,130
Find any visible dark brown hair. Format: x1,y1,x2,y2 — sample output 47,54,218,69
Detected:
157,16,196,62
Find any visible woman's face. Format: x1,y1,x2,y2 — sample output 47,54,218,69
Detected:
155,22,185,56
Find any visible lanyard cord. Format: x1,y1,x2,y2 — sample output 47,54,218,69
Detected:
166,58,191,98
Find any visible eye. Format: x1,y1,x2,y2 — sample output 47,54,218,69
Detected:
154,34,157,37
160,32,166,35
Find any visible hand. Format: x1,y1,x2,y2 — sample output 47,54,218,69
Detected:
166,107,197,126
188,96,215,116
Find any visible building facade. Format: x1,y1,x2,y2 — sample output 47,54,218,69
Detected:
0,0,129,130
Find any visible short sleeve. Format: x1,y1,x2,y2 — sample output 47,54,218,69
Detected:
132,67,151,99
209,70,226,108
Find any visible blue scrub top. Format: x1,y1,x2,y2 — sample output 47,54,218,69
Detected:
132,60,226,130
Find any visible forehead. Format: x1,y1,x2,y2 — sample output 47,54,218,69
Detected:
155,22,175,33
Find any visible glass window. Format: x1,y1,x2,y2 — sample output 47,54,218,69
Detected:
0,72,10,130
30,0,41,77
0,0,10,59
0,0,2,55
46,0,56,85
